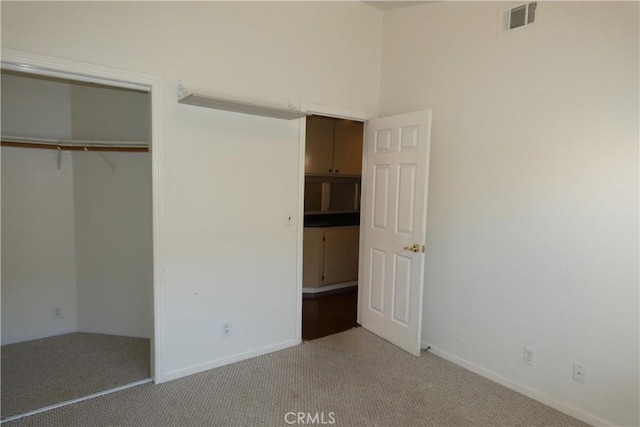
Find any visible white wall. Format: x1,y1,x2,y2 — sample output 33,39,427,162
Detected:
74,152,152,338
0,1,383,378
71,84,149,142
380,2,639,425
1,148,78,345
71,80,152,339
1,71,73,139
1,71,153,343
1,73,78,344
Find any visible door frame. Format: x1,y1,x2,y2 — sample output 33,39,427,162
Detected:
296,102,375,341
0,48,166,382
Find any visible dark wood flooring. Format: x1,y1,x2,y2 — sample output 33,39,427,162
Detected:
302,286,358,340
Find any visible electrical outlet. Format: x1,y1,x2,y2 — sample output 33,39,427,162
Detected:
523,346,535,366
221,321,231,338
573,362,586,384
53,307,63,320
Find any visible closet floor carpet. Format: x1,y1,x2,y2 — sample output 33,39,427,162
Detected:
1,332,150,419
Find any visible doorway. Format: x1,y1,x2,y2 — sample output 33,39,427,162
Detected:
0,51,162,421
297,105,432,357
300,114,364,340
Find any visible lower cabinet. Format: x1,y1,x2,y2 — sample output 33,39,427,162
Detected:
303,226,359,288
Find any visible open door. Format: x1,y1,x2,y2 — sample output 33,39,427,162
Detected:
360,110,432,356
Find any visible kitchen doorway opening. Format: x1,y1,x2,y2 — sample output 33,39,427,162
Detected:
300,113,365,341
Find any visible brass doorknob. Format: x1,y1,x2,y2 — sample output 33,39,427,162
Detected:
404,244,421,253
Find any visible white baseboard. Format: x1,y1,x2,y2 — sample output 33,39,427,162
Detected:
77,327,150,340
1,328,78,346
164,338,300,382
421,341,611,427
0,378,152,424
303,281,357,294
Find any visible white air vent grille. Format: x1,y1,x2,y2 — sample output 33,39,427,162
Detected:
508,2,537,30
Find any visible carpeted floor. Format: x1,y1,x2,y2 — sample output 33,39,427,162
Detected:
1,332,150,419
4,328,587,426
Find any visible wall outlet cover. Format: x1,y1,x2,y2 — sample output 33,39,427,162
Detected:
573,362,586,384
523,346,535,366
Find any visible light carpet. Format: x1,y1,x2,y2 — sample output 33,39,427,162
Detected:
1,333,150,419
4,328,587,426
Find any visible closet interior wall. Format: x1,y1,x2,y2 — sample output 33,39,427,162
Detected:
1,71,152,344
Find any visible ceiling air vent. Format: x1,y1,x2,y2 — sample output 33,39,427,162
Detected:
508,2,537,30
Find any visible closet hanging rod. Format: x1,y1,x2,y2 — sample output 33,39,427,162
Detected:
1,136,148,152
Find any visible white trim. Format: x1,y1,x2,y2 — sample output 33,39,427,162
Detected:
295,117,306,344
0,328,77,346
1,59,150,92
1,48,166,383
164,339,299,382
421,342,612,427
302,281,357,294
0,378,152,424
299,102,375,122
76,327,150,340
357,122,370,325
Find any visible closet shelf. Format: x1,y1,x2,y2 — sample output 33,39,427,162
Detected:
178,83,308,120
1,136,148,152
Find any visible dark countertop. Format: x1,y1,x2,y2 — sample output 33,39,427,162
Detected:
304,212,360,228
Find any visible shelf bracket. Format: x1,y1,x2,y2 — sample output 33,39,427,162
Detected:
83,147,115,173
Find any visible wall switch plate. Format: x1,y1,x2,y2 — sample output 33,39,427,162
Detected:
53,307,63,320
573,362,586,384
221,321,231,337
523,346,535,366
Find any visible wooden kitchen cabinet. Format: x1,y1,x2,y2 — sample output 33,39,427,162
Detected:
305,115,335,175
303,226,359,288
303,228,325,287
333,119,363,176
305,115,363,176
323,227,360,284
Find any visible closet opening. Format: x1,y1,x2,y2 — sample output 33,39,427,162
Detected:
1,69,153,420
301,114,364,340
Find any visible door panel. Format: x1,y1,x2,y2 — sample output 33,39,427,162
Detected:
400,125,419,151
392,254,412,326
372,165,390,230
368,248,386,314
360,110,432,356
396,164,417,235
375,128,392,153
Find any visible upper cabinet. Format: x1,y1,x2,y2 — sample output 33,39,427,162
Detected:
305,115,363,176
305,115,335,175
333,119,364,176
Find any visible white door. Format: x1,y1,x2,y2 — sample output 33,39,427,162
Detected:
360,110,432,356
